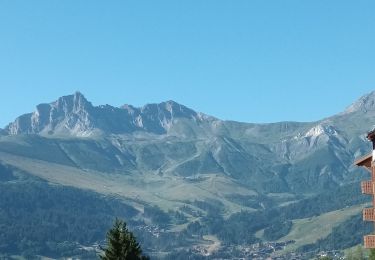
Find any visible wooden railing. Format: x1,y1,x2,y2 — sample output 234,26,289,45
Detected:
364,235,375,248
361,181,374,195
363,208,375,221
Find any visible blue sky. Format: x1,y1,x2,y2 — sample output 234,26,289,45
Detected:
0,1,374,127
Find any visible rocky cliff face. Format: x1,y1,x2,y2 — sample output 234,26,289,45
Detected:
5,92,211,136
6,92,95,136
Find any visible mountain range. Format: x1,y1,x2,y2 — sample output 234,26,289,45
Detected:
0,91,374,259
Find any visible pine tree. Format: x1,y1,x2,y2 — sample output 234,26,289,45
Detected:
100,218,149,260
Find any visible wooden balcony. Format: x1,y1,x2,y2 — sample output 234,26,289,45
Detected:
355,152,372,172
364,235,375,248
363,208,375,221
361,181,374,195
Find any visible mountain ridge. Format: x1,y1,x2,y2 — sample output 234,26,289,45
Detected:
6,90,375,138
344,91,375,114
2,90,375,193
5,91,214,137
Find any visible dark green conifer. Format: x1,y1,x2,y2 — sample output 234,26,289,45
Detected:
100,218,148,260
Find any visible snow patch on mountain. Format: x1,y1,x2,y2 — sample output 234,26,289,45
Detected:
304,125,338,138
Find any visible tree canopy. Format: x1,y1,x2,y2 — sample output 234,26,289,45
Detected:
100,219,149,260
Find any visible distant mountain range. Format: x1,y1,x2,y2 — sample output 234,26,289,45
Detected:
3,91,374,191
5,92,211,136
0,91,374,258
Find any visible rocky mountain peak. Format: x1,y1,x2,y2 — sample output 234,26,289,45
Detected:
5,93,208,136
141,100,197,119
344,91,375,114
54,91,92,113
6,92,95,136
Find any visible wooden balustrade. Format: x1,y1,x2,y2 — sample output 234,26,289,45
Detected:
364,235,375,248
363,208,375,221
361,181,374,195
